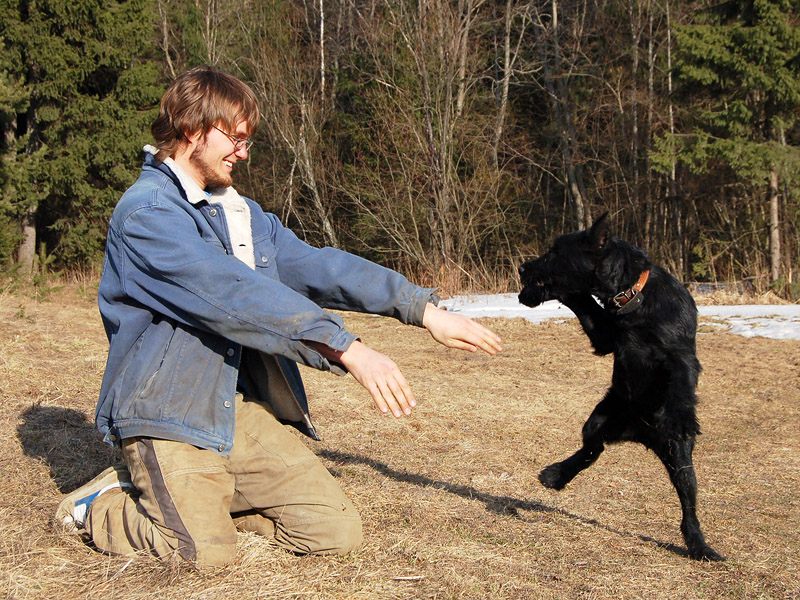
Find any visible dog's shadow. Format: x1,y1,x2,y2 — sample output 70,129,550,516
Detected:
17,403,120,494
320,448,692,560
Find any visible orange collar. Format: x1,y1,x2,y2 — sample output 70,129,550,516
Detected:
611,270,650,313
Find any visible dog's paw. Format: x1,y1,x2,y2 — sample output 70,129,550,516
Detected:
689,545,726,562
538,464,569,490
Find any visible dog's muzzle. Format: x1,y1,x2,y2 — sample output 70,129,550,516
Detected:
518,261,553,308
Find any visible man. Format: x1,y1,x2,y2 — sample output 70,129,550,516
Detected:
55,66,502,567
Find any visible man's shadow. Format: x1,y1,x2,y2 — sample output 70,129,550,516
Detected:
18,403,120,494
319,448,692,559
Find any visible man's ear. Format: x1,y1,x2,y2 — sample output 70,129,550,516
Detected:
184,128,203,146
173,128,203,161
589,212,610,250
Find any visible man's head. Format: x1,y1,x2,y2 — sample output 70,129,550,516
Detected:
150,66,261,173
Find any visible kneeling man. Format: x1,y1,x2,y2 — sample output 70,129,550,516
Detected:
56,65,502,567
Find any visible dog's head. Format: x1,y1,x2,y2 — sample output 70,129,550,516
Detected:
518,212,611,308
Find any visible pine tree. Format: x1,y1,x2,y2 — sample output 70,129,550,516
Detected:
0,0,164,272
652,0,800,282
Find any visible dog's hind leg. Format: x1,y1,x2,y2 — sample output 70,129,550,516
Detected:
539,394,625,490
652,438,724,561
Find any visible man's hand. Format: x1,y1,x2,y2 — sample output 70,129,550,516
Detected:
308,340,416,418
305,304,501,419
422,303,503,355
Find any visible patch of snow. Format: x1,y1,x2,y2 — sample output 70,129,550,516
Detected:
440,294,800,340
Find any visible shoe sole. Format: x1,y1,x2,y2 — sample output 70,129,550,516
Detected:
54,464,133,533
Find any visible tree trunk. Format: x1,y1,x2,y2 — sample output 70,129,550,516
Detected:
664,0,682,276
18,204,37,275
629,0,640,211
535,0,587,228
409,0,454,268
769,168,781,282
645,0,655,248
195,0,219,64
158,0,177,78
298,100,339,248
319,0,326,100
454,0,473,118
491,0,513,166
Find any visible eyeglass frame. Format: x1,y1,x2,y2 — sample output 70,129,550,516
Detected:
211,125,253,152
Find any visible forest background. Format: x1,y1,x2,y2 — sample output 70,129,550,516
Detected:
1,0,799,299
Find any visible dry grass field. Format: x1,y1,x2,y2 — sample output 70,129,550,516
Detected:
1,283,798,599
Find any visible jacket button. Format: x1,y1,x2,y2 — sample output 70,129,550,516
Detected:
209,208,217,217
261,256,268,263
226,348,235,357
224,400,231,408
219,444,226,452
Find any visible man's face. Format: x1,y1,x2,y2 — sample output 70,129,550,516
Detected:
187,120,250,189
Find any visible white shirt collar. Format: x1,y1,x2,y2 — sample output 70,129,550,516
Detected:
144,144,238,205
144,146,255,269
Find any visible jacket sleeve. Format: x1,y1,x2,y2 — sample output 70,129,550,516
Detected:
265,212,438,327
113,200,357,372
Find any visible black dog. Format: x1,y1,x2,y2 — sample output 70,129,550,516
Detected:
518,213,723,561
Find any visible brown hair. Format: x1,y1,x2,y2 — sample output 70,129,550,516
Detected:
150,65,261,161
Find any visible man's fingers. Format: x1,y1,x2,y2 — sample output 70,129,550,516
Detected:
377,374,415,417
423,304,503,355
338,339,420,418
445,339,478,353
356,358,416,417
376,380,403,417
448,326,502,355
366,381,391,414
473,333,503,354
469,322,503,352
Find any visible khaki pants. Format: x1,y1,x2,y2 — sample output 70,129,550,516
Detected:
86,394,362,567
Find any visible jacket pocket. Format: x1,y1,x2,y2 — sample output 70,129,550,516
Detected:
113,319,180,422
253,239,279,279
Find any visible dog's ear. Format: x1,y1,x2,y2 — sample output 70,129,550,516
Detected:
589,212,611,250
595,246,626,290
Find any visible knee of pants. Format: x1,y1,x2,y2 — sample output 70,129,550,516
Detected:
276,511,363,556
191,539,238,568
323,513,363,555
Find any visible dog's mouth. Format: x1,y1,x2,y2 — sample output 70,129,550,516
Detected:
518,262,548,307
518,280,554,308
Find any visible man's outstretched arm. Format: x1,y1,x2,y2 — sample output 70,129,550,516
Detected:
307,304,502,418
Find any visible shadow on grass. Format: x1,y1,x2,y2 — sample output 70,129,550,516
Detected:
17,403,119,493
319,448,692,560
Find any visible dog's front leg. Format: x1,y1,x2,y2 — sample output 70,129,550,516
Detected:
539,392,624,489
559,294,615,355
652,438,725,561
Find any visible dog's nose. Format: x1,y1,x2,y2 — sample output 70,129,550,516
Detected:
518,264,526,275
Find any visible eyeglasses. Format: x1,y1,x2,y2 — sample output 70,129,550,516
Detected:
212,125,253,152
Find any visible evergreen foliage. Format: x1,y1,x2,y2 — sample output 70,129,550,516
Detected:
0,0,798,294
657,0,800,180
651,0,800,288
0,0,164,270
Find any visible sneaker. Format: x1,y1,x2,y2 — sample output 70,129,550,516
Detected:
55,464,135,532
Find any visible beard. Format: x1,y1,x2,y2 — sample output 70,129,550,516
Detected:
190,139,233,189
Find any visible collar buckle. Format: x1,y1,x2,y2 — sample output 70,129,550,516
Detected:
610,269,650,314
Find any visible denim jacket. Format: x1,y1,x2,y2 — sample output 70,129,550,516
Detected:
96,153,436,454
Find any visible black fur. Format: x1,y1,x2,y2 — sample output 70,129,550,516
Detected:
518,213,723,561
